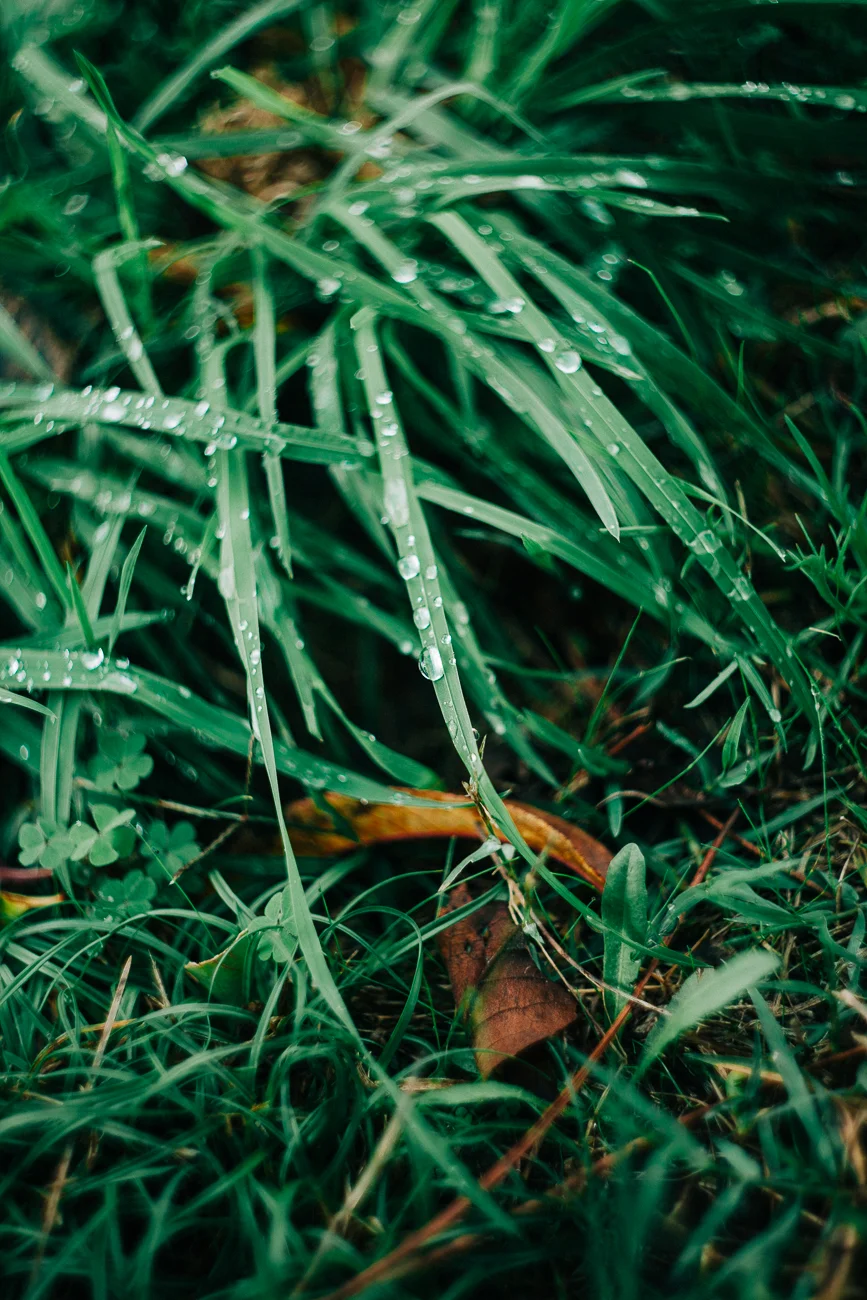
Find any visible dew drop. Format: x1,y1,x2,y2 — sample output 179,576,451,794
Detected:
384,478,409,527
555,351,581,374
398,554,420,580
392,261,418,285
419,646,444,681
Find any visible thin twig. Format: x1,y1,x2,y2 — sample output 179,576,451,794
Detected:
86,956,133,1167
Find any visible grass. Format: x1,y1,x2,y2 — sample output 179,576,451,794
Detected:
1,0,867,1295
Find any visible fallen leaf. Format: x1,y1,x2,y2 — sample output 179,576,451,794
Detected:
185,932,256,1005
284,789,611,892
438,883,576,1078
0,291,76,384
1,891,64,922
277,791,608,1072
197,67,326,204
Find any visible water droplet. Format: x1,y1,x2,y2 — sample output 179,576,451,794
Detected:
63,193,89,216
81,648,104,671
219,566,236,599
728,576,752,601
384,478,409,527
554,351,581,374
398,554,420,580
489,297,525,315
374,390,393,406
156,151,188,177
413,606,431,629
614,168,647,188
392,260,418,284
692,529,721,555
419,646,444,681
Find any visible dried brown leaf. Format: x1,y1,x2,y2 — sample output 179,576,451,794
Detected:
438,883,576,1078
284,788,610,891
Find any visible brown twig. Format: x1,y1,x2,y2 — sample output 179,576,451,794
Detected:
0,864,56,883
85,957,133,1168
691,809,740,888
606,722,652,757
321,816,739,1300
172,734,255,881
699,810,764,858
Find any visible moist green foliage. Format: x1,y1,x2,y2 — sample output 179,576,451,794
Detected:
1,1,866,1296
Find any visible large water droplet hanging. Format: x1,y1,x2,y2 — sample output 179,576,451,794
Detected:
419,646,444,681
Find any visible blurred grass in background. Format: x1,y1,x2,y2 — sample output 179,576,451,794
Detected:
1,1,867,1296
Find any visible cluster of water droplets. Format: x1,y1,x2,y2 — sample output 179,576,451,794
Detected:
1,647,137,696
143,151,189,182
4,379,368,469
620,80,866,112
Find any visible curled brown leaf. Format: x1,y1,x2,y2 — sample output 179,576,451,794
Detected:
438,883,577,1078
284,788,611,891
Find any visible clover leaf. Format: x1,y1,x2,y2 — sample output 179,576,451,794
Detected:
90,731,153,792
18,818,75,871
90,870,156,922
253,886,297,963
142,820,200,880
69,804,137,868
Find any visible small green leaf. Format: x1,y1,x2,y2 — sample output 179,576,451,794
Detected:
109,527,146,656
66,562,97,649
186,932,256,1005
639,948,780,1073
68,806,137,867
90,869,156,922
722,698,751,771
521,533,557,572
142,820,200,879
17,821,46,865
601,842,647,1021
18,819,75,870
254,885,298,963
90,731,153,792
